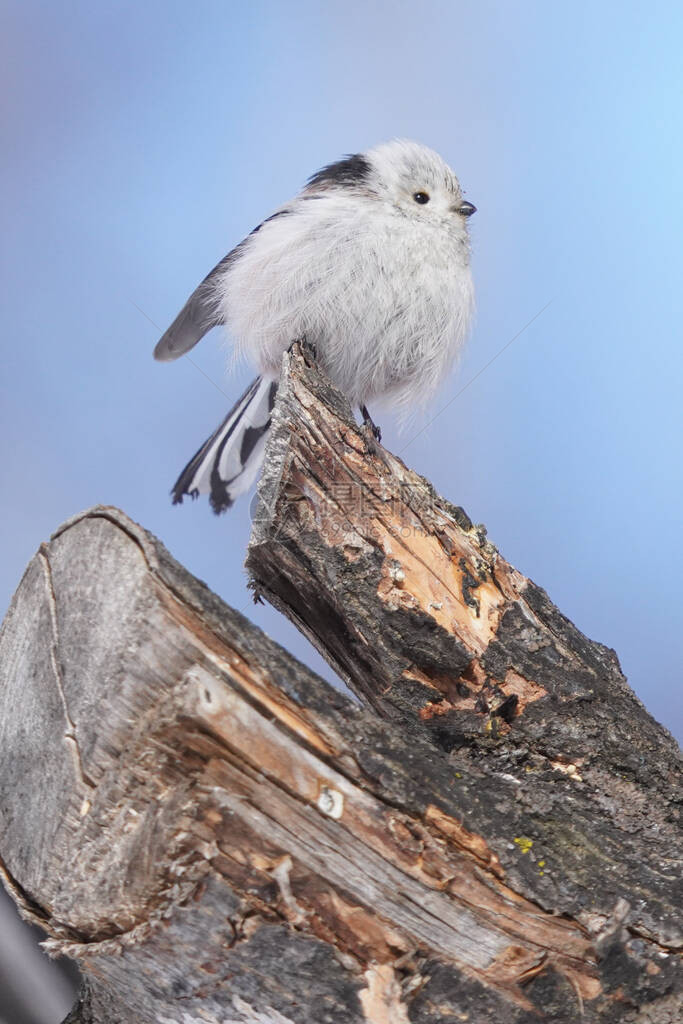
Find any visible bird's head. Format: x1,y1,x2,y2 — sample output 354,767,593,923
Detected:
365,139,476,227
305,140,475,231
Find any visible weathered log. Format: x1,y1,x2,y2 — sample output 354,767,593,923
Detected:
246,344,683,1013
0,365,679,1021
0,505,621,1024
247,346,670,758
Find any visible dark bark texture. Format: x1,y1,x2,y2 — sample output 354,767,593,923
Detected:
0,346,680,1023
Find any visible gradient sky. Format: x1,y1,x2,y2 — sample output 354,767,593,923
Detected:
2,4,682,1021
3,2,682,750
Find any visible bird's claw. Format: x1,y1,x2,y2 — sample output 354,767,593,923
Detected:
360,405,382,443
289,336,318,362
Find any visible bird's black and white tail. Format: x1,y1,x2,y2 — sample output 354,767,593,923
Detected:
172,376,278,514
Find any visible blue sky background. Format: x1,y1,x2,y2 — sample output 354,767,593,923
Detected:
1,3,682,1020
3,1,682,748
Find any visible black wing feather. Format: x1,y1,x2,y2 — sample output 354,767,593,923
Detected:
153,249,238,362
153,210,293,362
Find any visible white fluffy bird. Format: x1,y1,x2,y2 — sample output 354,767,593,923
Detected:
155,140,476,513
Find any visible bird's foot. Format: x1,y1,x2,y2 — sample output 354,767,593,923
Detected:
360,405,382,443
289,336,318,362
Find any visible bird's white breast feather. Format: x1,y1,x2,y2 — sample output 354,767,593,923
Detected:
214,191,474,416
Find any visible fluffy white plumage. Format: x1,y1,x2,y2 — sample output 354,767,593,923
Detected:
155,140,475,513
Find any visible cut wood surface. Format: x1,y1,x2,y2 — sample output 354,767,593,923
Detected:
0,349,679,1023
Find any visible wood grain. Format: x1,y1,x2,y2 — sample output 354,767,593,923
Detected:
0,362,680,1022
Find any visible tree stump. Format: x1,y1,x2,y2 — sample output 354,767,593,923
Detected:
0,346,680,1023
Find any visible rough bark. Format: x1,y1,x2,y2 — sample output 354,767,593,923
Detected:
0,354,679,1022
247,344,683,1015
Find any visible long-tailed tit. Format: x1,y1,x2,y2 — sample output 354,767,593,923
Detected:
154,140,476,513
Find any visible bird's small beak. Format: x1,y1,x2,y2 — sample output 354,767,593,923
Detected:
457,201,477,217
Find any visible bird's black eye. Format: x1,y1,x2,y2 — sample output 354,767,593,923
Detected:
413,191,430,204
